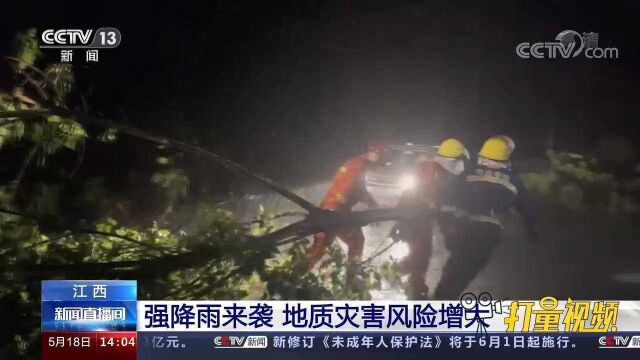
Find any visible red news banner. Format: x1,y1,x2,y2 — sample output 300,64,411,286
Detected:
42,332,137,360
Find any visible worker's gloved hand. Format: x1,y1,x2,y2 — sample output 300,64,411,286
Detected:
387,225,403,242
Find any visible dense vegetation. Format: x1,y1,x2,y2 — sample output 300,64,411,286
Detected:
1,31,639,358
522,150,640,214
0,31,403,358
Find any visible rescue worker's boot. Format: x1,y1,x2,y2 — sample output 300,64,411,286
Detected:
434,221,501,299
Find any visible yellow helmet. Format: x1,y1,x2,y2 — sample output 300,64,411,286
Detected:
478,135,515,161
437,138,466,159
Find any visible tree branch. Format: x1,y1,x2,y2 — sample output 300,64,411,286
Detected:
0,108,319,213
0,208,176,255
0,108,435,279
11,146,38,198
27,206,432,277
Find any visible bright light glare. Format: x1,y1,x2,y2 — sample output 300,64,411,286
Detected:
389,241,410,260
398,173,417,191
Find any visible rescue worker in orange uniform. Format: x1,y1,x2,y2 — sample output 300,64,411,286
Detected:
397,138,469,299
306,141,390,275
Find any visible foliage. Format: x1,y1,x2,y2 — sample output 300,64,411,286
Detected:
151,165,190,204
0,95,24,148
14,29,42,67
44,64,74,106
0,31,395,358
521,150,640,214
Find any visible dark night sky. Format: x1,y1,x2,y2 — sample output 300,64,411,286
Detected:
2,0,639,179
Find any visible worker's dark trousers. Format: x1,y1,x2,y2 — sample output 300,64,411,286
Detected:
434,221,502,300
404,217,434,299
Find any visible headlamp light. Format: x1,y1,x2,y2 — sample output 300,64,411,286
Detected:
398,173,417,191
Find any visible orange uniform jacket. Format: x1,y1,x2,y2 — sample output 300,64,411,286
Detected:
307,154,374,271
321,154,375,211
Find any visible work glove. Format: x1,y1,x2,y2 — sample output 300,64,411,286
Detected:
387,225,403,242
